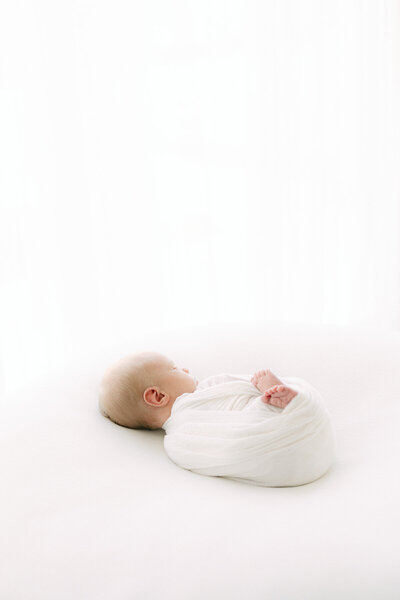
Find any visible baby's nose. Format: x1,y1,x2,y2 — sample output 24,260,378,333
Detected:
183,368,189,373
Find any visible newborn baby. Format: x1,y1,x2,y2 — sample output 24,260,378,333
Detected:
99,351,335,487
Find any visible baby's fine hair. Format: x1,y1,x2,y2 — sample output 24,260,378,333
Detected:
99,352,164,430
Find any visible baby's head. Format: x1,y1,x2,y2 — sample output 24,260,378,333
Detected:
99,351,198,430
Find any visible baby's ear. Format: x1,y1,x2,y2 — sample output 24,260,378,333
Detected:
143,387,162,406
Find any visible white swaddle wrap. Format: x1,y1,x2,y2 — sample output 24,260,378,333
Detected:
162,373,335,487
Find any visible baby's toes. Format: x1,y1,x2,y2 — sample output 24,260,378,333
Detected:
264,385,277,396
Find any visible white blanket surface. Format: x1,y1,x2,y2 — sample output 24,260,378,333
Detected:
162,373,336,487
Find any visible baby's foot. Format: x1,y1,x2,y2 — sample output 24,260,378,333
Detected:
251,369,283,394
262,385,298,409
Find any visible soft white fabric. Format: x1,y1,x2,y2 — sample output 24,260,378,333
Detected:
163,373,335,487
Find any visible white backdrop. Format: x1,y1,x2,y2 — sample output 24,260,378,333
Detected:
1,0,399,394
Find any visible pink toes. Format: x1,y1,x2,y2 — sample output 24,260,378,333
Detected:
264,385,280,397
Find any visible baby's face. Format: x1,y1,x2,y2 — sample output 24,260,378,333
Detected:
156,356,198,401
